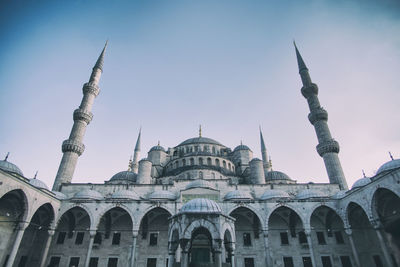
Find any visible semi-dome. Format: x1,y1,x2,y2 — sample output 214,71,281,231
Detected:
186,179,214,190
148,190,177,200
73,189,103,200
259,190,290,200
111,190,140,200
351,177,371,189
296,189,327,199
29,178,49,190
0,159,23,176
52,191,68,200
180,198,222,214
377,159,400,174
331,190,347,199
109,171,137,183
233,144,251,152
179,137,222,146
149,145,166,152
265,170,292,181
224,190,252,201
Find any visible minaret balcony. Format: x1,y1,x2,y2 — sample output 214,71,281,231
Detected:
73,108,93,124
316,140,340,156
308,108,328,125
301,83,318,98
62,139,85,156
82,82,100,96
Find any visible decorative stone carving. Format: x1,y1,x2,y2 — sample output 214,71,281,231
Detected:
62,139,85,156
73,108,93,124
82,82,100,97
316,139,340,156
308,107,328,125
301,83,318,98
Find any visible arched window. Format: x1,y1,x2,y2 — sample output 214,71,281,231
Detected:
223,160,226,168
195,146,199,152
207,157,212,165
173,151,177,157
182,159,186,166
190,158,194,165
199,171,203,178
212,146,216,154
215,159,220,167
199,158,203,165
228,163,231,170
204,145,209,152
175,161,179,169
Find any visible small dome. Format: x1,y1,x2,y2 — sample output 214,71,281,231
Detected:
331,190,347,199
74,189,103,200
259,190,290,200
186,179,214,190
52,191,68,200
351,177,371,189
0,159,23,176
179,137,222,146
150,145,166,152
109,171,137,183
265,170,292,181
180,198,221,214
29,178,49,190
111,190,140,200
148,190,177,200
296,189,327,200
377,159,400,174
224,190,252,201
233,144,251,152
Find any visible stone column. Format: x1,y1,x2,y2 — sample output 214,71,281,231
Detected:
305,228,316,267
344,228,360,267
5,223,27,267
130,231,138,267
84,230,96,267
168,251,175,267
213,239,223,267
230,251,235,267
179,239,190,267
39,230,55,267
375,227,394,267
263,230,271,267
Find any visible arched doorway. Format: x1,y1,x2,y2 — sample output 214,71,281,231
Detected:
268,206,304,267
189,227,213,266
230,207,262,267
372,188,400,265
46,206,91,267
94,207,133,267
0,190,27,266
310,205,353,267
137,207,171,267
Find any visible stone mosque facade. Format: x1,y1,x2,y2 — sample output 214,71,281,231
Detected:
0,43,399,267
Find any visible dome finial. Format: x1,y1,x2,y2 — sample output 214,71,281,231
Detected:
240,140,243,145
34,171,38,179
269,156,273,170
158,140,160,146
389,151,394,160
128,155,133,171
4,152,9,161
199,125,202,137
362,169,366,178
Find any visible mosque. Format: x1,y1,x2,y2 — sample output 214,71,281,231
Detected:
0,43,399,267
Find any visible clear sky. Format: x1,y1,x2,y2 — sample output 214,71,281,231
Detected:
1,0,399,189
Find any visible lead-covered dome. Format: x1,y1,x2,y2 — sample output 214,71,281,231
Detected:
179,137,222,146
30,178,49,190
186,179,214,190
148,190,177,200
111,190,140,200
224,190,252,201
0,159,23,176
265,170,292,181
296,189,327,199
233,144,251,152
259,190,290,200
73,189,103,200
377,159,400,175
351,177,371,189
109,171,137,183
149,144,166,152
180,198,222,214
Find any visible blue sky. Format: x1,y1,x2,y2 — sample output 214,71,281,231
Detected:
1,0,399,188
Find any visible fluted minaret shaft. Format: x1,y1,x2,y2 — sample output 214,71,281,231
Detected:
294,43,348,190
131,129,141,173
52,42,107,191
259,127,271,172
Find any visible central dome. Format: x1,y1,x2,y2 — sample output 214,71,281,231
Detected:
178,137,222,146
180,198,222,214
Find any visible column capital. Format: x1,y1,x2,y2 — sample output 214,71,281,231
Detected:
304,228,312,235
132,230,139,238
89,229,97,237
344,228,352,236
48,229,56,236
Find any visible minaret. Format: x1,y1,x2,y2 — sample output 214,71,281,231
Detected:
294,42,348,190
259,127,271,172
52,42,107,191
131,128,141,173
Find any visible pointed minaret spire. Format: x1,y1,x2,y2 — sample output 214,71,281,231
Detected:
389,151,394,160
294,42,348,190
34,171,38,179
4,152,9,161
259,126,271,172
131,128,141,173
53,42,107,191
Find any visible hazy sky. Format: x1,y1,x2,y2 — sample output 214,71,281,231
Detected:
1,0,399,189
